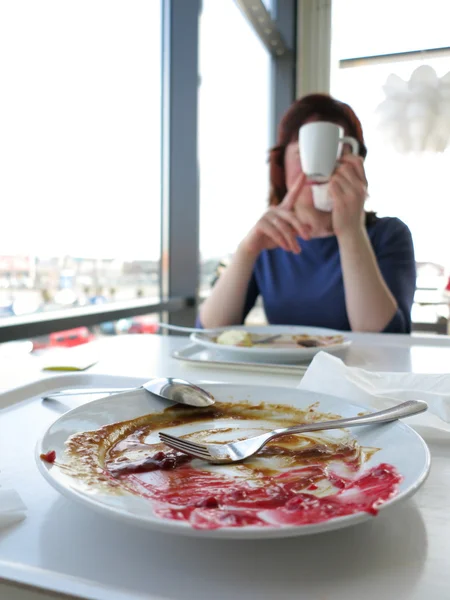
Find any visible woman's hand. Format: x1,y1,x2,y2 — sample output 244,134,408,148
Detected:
329,155,368,238
241,174,312,256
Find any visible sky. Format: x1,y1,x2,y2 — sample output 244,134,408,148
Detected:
1,0,450,264
1,1,163,260
0,0,270,261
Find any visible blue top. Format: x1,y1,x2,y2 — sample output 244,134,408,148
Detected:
202,217,416,334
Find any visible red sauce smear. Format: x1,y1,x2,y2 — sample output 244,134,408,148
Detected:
40,450,56,463
119,461,401,530
108,451,191,476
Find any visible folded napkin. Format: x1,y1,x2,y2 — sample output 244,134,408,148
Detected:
298,351,450,441
0,488,26,529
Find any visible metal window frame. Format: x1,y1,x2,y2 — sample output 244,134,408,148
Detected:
0,297,188,343
339,46,450,69
0,0,196,344
234,0,293,58
160,0,200,329
0,0,296,343
234,0,297,145
268,0,297,145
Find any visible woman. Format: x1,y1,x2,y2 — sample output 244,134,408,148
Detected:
199,94,416,333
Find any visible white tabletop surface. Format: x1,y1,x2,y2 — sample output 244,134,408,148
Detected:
1,332,450,600
4,330,450,393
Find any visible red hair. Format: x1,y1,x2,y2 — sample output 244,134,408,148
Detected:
269,93,367,206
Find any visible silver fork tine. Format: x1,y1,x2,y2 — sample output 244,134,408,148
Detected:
159,433,208,452
161,439,210,457
160,439,211,460
159,433,212,458
159,437,192,454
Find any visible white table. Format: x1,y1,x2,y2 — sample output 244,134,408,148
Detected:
1,333,450,600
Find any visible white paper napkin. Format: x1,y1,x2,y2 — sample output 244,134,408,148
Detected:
298,351,450,442
0,488,27,529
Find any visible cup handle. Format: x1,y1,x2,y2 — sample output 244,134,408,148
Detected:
340,136,359,155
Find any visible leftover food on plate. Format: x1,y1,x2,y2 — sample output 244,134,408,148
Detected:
40,450,56,463
214,330,345,348
292,334,344,348
216,330,253,347
56,401,400,531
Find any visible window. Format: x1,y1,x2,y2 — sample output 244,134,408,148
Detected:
261,0,274,16
198,0,272,293
331,0,450,330
0,1,162,322
0,0,296,345
331,0,450,59
331,56,450,265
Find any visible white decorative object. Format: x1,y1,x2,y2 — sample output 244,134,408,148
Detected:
376,65,450,153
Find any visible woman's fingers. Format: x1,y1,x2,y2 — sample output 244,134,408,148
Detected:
335,164,365,193
280,173,307,211
331,170,366,204
259,215,301,253
276,209,312,241
254,178,318,252
337,155,367,186
271,216,301,253
256,222,287,251
329,175,348,206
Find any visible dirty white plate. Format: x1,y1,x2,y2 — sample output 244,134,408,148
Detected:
190,325,351,363
36,383,430,539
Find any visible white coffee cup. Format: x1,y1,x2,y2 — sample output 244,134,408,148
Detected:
299,121,360,183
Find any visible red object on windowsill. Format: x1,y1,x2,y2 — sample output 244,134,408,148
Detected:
127,316,159,334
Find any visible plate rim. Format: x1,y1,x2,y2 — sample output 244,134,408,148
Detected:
36,383,431,539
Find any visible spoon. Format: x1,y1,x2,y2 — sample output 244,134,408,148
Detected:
42,377,215,408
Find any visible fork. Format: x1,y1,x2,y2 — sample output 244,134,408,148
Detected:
159,400,427,464
157,323,281,344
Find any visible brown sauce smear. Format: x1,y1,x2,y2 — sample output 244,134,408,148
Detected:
60,401,378,496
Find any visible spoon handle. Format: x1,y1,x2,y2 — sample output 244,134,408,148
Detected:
42,387,134,399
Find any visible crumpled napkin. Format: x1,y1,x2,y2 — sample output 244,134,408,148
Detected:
298,351,450,442
0,488,27,529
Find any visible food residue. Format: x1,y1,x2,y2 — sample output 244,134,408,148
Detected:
216,330,253,347
59,401,399,531
40,450,56,463
214,330,345,349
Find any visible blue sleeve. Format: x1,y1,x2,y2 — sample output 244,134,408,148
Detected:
195,271,260,328
372,218,416,333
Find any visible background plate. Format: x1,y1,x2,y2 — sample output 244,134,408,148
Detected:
190,325,351,363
